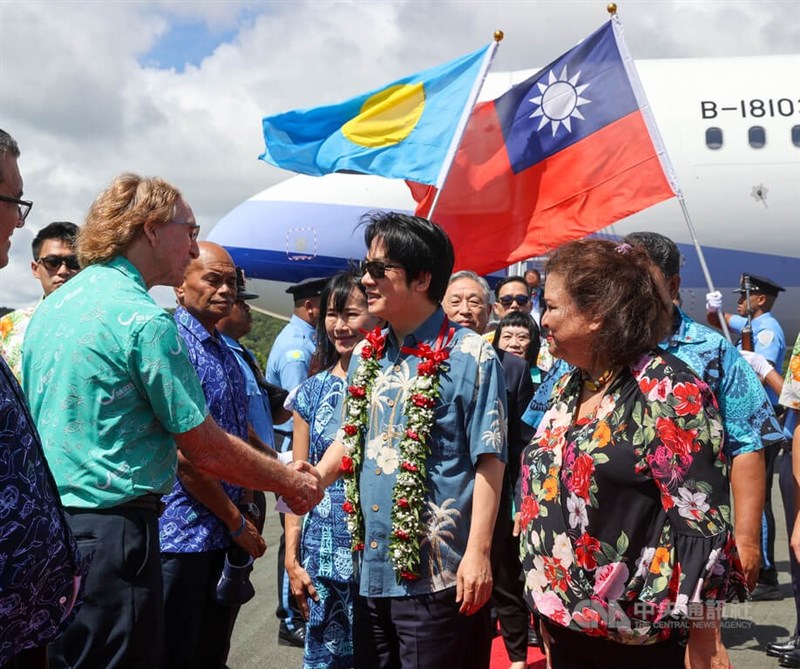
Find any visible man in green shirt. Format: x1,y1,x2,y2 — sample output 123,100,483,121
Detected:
22,173,322,669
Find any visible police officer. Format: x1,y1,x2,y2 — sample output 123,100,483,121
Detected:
707,273,787,600
265,275,329,648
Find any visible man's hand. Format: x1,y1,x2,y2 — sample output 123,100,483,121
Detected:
740,350,773,380
455,546,493,615
735,540,761,592
705,290,723,314
231,516,267,559
283,461,323,515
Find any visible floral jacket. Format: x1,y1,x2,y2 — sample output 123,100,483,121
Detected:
519,350,745,644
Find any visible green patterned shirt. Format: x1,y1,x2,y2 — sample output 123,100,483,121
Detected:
22,256,208,508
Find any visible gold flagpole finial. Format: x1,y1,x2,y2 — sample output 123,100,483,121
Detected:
494,30,505,42
607,3,618,15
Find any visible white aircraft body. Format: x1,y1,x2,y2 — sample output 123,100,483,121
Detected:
208,54,800,345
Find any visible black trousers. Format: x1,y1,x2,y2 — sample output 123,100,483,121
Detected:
49,507,163,669
275,504,304,631
161,549,239,669
542,619,685,668
353,587,492,669
490,517,529,662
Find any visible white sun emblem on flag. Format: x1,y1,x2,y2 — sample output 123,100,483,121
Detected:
529,65,591,137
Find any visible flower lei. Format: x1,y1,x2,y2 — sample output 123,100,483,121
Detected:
340,320,452,582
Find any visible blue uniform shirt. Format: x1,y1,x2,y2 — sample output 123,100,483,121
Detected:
222,334,275,446
729,311,786,405
159,308,249,553
348,309,507,598
664,308,782,459
266,315,316,448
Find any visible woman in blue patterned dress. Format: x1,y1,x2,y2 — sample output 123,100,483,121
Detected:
285,270,381,669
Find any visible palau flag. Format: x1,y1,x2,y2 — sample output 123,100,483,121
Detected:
260,45,492,186
411,16,678,275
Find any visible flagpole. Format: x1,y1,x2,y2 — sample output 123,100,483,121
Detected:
677,196,734,343
610,5,733,343
428,31,503,220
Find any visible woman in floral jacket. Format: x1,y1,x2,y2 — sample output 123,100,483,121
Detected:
518,239,745,668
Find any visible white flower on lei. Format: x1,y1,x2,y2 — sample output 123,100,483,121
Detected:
552,533,574,569
567,494,588,532
376,446,399,474
673,488,710,521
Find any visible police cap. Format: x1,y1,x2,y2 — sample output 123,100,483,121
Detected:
235,267,259,301
285,276,328,300
733,273,785,297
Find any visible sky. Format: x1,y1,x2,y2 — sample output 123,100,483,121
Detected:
0,0,798,308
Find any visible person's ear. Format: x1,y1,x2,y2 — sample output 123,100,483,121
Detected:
31,260,41,279
142,219,160,246
413,271,431,293
174,284,185,303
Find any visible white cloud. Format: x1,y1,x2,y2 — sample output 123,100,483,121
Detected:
1,0,797,307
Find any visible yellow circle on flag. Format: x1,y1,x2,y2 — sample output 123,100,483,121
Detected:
342,83,425,148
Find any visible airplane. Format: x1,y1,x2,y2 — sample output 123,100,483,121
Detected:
207,54,800,345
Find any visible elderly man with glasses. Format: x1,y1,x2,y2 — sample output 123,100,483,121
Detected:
20,172,323,669
0,221,80,380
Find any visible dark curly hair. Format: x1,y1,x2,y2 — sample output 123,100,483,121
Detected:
545,238,672,369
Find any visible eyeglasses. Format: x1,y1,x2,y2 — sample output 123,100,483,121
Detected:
497,294,530,307
360,259,404,279
170,220,201,241
0,194,33,223
37,254,80,272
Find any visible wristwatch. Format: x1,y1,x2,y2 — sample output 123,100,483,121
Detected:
240,502,261,521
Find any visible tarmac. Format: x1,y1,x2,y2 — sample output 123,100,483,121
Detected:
228,455,798,669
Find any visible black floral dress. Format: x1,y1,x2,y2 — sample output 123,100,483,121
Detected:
519,350,746,644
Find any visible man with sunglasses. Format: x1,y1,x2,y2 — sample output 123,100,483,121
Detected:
493,276,534,324
0,221,80,380
0,128,87,669
315,212,507,669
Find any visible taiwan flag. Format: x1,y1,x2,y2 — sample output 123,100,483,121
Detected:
411,16,678,275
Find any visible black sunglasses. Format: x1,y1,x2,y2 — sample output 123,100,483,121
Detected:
360,259,404,279
0,193,33,223
38,254,80,272
498,294,530,307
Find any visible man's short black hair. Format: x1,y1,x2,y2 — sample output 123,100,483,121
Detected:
32,221,79,260
361,211,454,304
494,275,530,300
623,231,681,279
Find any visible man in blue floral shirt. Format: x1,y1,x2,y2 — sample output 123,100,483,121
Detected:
0,128,88,669
317,213,507,669
160,242,267,668
626,232,782,593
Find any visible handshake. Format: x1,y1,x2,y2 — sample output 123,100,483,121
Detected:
280,460,324,515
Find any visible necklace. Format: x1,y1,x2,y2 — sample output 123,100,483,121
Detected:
581,368,615,392
340,317,452,582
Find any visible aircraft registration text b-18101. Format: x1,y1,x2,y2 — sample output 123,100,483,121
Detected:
702,98,800,119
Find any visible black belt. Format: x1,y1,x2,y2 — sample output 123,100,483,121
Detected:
67,493,165,516
117,493,165,516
